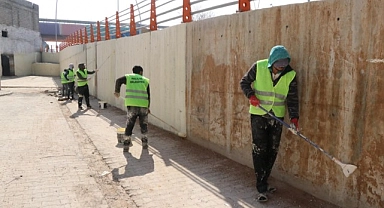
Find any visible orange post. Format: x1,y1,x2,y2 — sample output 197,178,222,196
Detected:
238,0,251,12
84,27,88,44
80,29,83,44
150,0,157,31
76,31,80,44
71,33,75,45
105,17,110,40
90,24,95,42
130,4,137,36
182,0,192,23
116,11,121,38
97,21,101,41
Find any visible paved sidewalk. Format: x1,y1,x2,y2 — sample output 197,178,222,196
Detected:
0,76,340,208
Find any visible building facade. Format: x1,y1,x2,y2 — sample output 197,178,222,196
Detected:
0,0,42,76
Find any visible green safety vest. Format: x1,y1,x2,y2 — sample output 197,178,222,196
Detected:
76,69,88,87
125,74,149,107
61,71,69,84
249,59,296,117
67,69,75,82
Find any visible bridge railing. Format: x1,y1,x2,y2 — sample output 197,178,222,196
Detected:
59,0,253,51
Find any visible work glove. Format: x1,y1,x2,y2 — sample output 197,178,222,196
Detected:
290,118,299,130
114,92,120,98
249,95,260,107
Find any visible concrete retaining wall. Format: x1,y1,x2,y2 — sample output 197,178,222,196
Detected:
58,0,384,207
42,52,59,64
14,52,40,76
32,63,60,77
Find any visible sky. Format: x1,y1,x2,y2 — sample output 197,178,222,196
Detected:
27,0,316,26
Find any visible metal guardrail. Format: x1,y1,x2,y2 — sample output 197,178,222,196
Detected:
58,0,315,51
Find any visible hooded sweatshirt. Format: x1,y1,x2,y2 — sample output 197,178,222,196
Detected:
267,45,291,68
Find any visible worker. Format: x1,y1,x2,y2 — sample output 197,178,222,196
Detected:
240,45,300,202
76,63,98,110
114,65,151,151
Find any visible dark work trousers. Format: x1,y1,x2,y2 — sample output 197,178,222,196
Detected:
125,106,149,137
61,83,68,96
67,82,75,99
251,114,283,193
77,84,90,107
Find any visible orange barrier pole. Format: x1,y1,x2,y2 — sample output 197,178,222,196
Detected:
80,29,84,44
238,0,251,12
130,4,137,36
72,33,75,45
105,17,110,40
76,31,80,44
150,0,157,31
90,24,95,42
116,11,121,38
84,27,88,44
182,0,192,23
97,21,101,41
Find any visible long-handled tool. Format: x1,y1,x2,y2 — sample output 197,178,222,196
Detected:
149,113,186,138
258,105,357,177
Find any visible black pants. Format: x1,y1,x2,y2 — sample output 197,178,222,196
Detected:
125,106,149,137
77,85,90,107
61,83,68,96
251,114,283,193
67,82,75,99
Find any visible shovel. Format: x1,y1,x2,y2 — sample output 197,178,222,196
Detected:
258,105,357,177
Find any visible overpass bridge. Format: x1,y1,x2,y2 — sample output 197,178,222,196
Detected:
39,18,132,42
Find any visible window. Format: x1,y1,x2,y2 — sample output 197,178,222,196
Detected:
2,30,8,37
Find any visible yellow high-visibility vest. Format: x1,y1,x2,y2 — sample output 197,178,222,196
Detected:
249,59,296,117
125,74,149,107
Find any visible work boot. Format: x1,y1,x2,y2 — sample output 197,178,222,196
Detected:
123,136,133,152
257,192,268,202
141,136,148,149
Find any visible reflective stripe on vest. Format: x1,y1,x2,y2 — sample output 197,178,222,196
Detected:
76,69,88,87
61,72,69,84
67,70,75,82
249,59,296,117
125,74,149,107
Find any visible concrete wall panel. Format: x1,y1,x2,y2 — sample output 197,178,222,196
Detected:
148,25,187,135
32,63,59,76
14,52,40,76
186,1,383,207
42,52,59,64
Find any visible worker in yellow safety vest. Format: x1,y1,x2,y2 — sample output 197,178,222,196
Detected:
76,63,98,110
114,65,150,151
63,63,76,100
240,45,300,203
60,69,69,97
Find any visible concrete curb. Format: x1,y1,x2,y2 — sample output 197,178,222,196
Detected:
0,90,13,96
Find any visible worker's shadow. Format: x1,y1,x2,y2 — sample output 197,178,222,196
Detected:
111,148,154,181
69,108,91,118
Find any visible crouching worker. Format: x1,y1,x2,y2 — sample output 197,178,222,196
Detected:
114,65,151,152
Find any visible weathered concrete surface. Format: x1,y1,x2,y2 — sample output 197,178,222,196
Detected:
186,1,384,207
56,0,384,207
